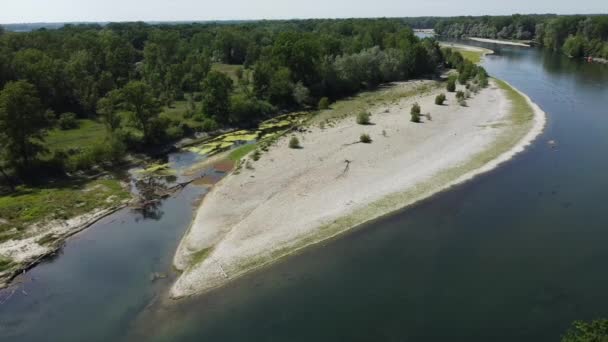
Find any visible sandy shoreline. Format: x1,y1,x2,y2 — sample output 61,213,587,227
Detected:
170,78,546,299
468,37,531,47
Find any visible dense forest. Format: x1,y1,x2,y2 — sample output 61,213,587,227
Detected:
434,14,608,59
0,19,444,184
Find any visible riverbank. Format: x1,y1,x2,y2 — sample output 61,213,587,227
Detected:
439,42,494,64
0,180,131,289
170,77,546,299
468,37,531,47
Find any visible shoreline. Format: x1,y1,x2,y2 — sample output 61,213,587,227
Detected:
169,78,547,299
0,202,129,289
468,37,531,47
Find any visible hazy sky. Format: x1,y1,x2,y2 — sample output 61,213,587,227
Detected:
1,0,606,24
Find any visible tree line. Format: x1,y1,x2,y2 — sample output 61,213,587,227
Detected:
434,14,608,59
0,18,444,186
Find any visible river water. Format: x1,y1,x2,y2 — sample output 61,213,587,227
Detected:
2,41,608,341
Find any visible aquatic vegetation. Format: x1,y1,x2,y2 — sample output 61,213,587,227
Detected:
136,163,176,176
185,112,307,157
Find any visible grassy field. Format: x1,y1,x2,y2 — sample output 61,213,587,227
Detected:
0,179,130,242
46,119,107,152
459,50,485,64
228,143,257,162
211,63,245,84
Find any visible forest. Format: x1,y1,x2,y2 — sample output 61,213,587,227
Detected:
0,18,444,185
434,14,608,59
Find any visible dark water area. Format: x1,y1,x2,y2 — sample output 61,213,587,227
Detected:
2,42,608,341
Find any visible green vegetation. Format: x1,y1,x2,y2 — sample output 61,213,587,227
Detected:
561,319,608,342
318,97,330,110
447,77,456,92
58,112,79,130
356,111,371,125
435,15,608,59
0,255,14,272
456,91,465,100
459,50,485,64
410,103,421,123
289,136,300,149
228,143,257,162
360,133,372,144
0,179,129,241
46,119,107,152
435,93,446,105
190,248,214,268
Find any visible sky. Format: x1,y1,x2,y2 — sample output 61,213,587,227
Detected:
1,0,607,24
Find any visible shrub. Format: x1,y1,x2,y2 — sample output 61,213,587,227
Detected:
435,93,446,105
456,90,465,100
318,97,330,110
58,112,78,130
252,149,261,161
289,136,300,149
458,98,468,107
465,90,471,99
446,78,456,92
360,133,372,143
356,111,371,125
410,102,421,123
201,118,219,132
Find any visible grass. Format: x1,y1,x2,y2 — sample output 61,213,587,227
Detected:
46,119,107,152
211,63,244,84
0,179,130,241
460,50,485,64
190,247,213,269
160,100,205,131
311,82,439,125
0,255,14,272
228,143,257,162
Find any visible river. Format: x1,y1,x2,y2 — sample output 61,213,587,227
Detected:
1,41,608,341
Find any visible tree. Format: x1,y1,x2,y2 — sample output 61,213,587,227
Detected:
201,71,233,124
97,89,123,135
120,81,160,143
292,82,311,107
0,81,48,172
561,319,608,342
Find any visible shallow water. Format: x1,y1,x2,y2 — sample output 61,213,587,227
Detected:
2,42,608,341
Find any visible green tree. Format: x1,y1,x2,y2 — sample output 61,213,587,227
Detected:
0,81,48,171
562,319,608,342
96,89,123,135
120,81,160,143
201,71,234,124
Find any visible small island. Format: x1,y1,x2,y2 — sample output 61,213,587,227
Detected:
171,73,546,298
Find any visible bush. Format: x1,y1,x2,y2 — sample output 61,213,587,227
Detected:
435,93,446,105
360,133,372,143
201,118,219,132
318,97,330,110
289,136,300,149
58,112,78,130
465,90,471,99
410,102,421,123
456,90,465,100
356,111,371,125
458,98,468,107
447,78,456,92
